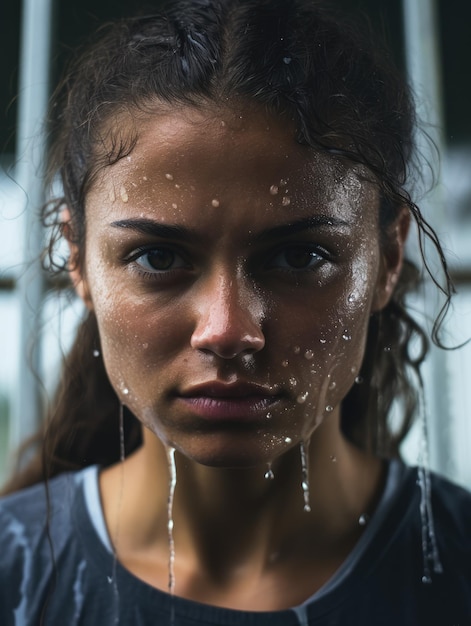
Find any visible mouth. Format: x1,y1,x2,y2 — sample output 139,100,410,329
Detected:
176,381,283,420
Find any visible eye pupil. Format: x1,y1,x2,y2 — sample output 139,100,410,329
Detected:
285,248,313,269
147,249,175,270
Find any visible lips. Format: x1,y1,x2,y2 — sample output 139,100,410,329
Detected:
177,381,283,420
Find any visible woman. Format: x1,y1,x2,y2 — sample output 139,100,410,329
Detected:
1,1,470,624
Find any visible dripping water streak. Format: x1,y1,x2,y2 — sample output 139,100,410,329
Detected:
110,403,126,623
166,447,177,595
417,387,443,583
300,441,311,512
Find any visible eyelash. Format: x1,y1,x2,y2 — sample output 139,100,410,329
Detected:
125,245,190,279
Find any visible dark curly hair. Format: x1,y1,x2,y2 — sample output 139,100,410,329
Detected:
3,0,455,493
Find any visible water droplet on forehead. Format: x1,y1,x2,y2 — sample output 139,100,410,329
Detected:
175,183,180,189
282,196,291,206
289,377,297,387
293,346,301,354
304,350,314,360
211,198,220,207
269,184,279,195
280,178,288,187
165,173,174,181
172,203,178,209
281,359,289,367
120,186,129,203
320,339,326,344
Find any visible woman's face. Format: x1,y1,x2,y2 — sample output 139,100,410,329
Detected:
74,106,400,468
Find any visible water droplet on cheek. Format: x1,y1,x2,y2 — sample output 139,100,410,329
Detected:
281,360,289,367
171,203,178,209
293,346,300,354
342,331,351,341
123,388,129,396
325,405,333,413
282,196,291,206
142,342,149,350
284,437,292,444
297,391,309,404
165,173,174,181
211,198,220,207
328,381,336,391
269,185,279,195
330,455,337,463
304,350,314,360
289,378,297,387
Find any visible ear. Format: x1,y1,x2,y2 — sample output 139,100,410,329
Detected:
372,206,410,312
62,207,94,310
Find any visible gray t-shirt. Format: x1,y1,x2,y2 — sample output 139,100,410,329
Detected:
1,461,470,625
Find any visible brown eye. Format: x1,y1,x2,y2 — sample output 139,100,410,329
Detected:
134,247,187,272
269,245,323,271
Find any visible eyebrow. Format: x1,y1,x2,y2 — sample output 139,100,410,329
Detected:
253,215,350,243
110,215,349,242
111,219,195,242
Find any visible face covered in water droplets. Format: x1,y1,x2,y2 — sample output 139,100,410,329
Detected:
73,105,401,468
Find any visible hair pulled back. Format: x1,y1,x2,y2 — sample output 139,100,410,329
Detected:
4,0,454,492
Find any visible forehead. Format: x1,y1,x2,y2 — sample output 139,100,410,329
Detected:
87,105,379,224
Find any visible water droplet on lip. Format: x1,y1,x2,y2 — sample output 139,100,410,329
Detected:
269,184,279,195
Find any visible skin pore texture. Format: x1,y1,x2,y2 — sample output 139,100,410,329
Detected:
69,105,407,610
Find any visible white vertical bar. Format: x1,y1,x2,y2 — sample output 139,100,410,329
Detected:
402,0,453,477
10,0,54,453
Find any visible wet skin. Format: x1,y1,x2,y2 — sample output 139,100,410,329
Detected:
73,105,399,470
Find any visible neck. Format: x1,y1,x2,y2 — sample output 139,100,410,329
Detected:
100,415,384,589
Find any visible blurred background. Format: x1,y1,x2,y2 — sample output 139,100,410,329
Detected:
0,0,470,487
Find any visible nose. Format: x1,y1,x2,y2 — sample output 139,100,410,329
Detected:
190,273,265,359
